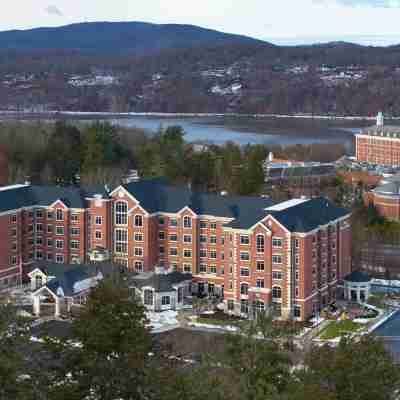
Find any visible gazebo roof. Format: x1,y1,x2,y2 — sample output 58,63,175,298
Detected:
344,270,371,283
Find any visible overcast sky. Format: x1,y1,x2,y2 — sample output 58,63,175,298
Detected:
2,0,400,45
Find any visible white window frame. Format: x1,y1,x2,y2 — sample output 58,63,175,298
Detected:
115,201,128,226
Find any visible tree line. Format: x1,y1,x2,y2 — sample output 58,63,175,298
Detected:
1,278,398,400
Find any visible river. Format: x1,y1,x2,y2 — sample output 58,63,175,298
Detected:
1,114,362,151
105,115,359,151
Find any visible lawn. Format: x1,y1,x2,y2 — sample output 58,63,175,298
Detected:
319,320,363,340
195,317,242,327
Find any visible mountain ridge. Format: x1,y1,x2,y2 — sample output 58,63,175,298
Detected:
0,21,270,55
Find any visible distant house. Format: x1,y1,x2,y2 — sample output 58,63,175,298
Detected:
30,262,115,317
130,269,192,312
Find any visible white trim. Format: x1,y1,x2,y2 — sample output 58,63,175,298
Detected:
296,291,319,302
177,206,197,217
109,185,140,204
262,215,291,234
49,199,68,209
128,203,149,216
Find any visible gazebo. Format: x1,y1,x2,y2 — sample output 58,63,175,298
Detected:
343,271,371,303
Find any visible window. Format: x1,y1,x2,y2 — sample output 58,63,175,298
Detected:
256,279,265,288
135,261,143,272
312,236,316,244
47,253,53,262
240,268,250,277
253,300,265,314
36,223,43,233
70,241,80,250
56,226,64,236
332,255,336,264
256,235,265,253
183,264,192,273
272,237,283,248
184,249,192,258
210,250,217,259
161,296,170,305
47,239,53,248
183,234,191,243
144,289,153,306
240,299,249,314
256,261,265,272
56,254,64,263
294,305,301,318
56,240,64,249
210,222,217,230
47,225,53,234
10,255,17,265
221,236,225,245
71,214,78,223
95,216,103,225
159,231,165,240
36,237,43,246
272,286,282,299
295,255,300,265
134,247,143,257
36,210,43,219
134,215,143,227
115,229,128,254
295,270,300,281
36,251,43,260
240,235,250,245
210,236,217,244
221,252,225,260
199,264,207,273
200,235,207,244
295,287,299,298
56,209,63,221
71,227,80,236
240,283,249,295
272,255,282,264
200,249,207,258
11,214,17,223
170,218,178,227
95,230,102,240
209,265,217,274
115,201,128,225
227,300,234,311
200,221,207,229
170,234,178,242
12,242,17,251
134,233,143,242
169,248,178,256
183,216,192,229
229,280,233,290
158,216,165,225
240,252,250,261
294,239,300,249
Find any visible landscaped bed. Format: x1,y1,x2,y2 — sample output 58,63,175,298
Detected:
319,320,363,340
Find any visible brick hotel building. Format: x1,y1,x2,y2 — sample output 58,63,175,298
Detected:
356,112,400,166
0,180,351,321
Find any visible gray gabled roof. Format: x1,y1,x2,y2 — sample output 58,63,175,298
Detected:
132,271,192,293
123,180,274,220
0,184,86,213
227,197,349,232
33,262,115,297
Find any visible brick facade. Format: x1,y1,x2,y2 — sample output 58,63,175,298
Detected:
356,134,400,166
0,183,351,321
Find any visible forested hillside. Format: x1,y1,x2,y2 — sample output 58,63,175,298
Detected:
1,22,400,115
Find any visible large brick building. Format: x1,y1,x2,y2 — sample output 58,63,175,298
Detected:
364,176,400,221
0,179,351,321
355,112,400,166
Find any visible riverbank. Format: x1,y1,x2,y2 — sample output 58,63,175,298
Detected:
1,110,400,121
